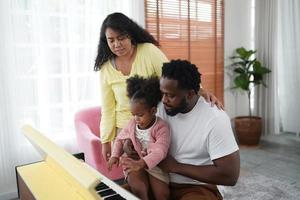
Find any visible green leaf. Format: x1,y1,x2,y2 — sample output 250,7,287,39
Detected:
234,75,250,91
230,47,272,95
236,47,247,57
230,56,242,59
236,47,256,60
234,68,245,74
260,66,271,74
230,61,246,67
253,62,271,76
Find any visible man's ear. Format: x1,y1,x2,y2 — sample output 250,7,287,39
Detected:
151,107,157,115
186,89,195,100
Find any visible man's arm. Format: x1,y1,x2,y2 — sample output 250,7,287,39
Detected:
159,150,240,186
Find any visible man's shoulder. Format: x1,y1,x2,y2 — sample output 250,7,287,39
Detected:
197,97,228,120
156,98,230,124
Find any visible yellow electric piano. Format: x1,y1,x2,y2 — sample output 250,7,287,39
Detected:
16,125,139,200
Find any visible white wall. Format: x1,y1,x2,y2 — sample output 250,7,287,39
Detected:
224,0,254,118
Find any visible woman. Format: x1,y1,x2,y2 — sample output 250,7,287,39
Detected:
94,12,222,161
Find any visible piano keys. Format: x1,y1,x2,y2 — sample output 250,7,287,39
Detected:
16,125,139,200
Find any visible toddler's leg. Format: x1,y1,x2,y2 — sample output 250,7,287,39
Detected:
127,170,150,200
149,175,169,200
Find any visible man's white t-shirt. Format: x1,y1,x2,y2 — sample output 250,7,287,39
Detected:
157,96,239,185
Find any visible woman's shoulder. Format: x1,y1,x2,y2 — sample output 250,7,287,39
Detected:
138,43,159,52
99,60,111,71
137,43,167,64
99,60,117,79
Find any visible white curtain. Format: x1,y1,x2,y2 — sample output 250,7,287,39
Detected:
255,0,300,135
254,0,280,135
0,0,144,199
277,0,300,134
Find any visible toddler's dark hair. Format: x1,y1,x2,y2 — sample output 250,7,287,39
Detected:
126,75,162,108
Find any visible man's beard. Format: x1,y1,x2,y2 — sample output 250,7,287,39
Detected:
165,98,188,116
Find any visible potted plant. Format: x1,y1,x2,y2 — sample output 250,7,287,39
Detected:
230,47,271,145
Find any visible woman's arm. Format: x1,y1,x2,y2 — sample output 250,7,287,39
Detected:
99,69,117,160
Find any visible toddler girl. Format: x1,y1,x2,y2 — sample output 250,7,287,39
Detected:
108,75,170,200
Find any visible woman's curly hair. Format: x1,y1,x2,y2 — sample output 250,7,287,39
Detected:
94,12,159,71
126,75,162,108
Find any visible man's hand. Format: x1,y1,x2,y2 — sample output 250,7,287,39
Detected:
200,89,224,110
141,149,148,157
122,139,139,160
159,154,179,173
120,157,146,173
107,156,119,171
160,151,240,186
102,142,111,161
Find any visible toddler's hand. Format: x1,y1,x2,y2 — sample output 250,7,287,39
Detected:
107,157,119,171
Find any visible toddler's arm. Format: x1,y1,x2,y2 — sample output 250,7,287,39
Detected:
107,157,119,171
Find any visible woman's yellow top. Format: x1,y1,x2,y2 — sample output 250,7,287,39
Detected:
99,43,168,143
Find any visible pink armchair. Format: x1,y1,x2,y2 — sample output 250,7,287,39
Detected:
74,106,124,180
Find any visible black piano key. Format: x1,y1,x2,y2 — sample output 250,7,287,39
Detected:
98,189,116,197
104,194,126,200
95,182,109,191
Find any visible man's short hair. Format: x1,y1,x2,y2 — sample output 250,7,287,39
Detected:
161,59,202,93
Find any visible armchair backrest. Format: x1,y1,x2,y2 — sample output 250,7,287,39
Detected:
74,107,101,137
74,106,124,180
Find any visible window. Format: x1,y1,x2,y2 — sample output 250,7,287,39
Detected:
0,1,145,196
8,0,103,140
145,0,224,102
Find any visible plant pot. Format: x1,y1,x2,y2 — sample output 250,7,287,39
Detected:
234,116,262,145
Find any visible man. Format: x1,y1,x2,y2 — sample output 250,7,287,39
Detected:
122,59,240,200
157,59,240,200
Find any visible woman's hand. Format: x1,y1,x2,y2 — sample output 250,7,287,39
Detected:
102,142,111,161
107,156,119,171
200,88,224,110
